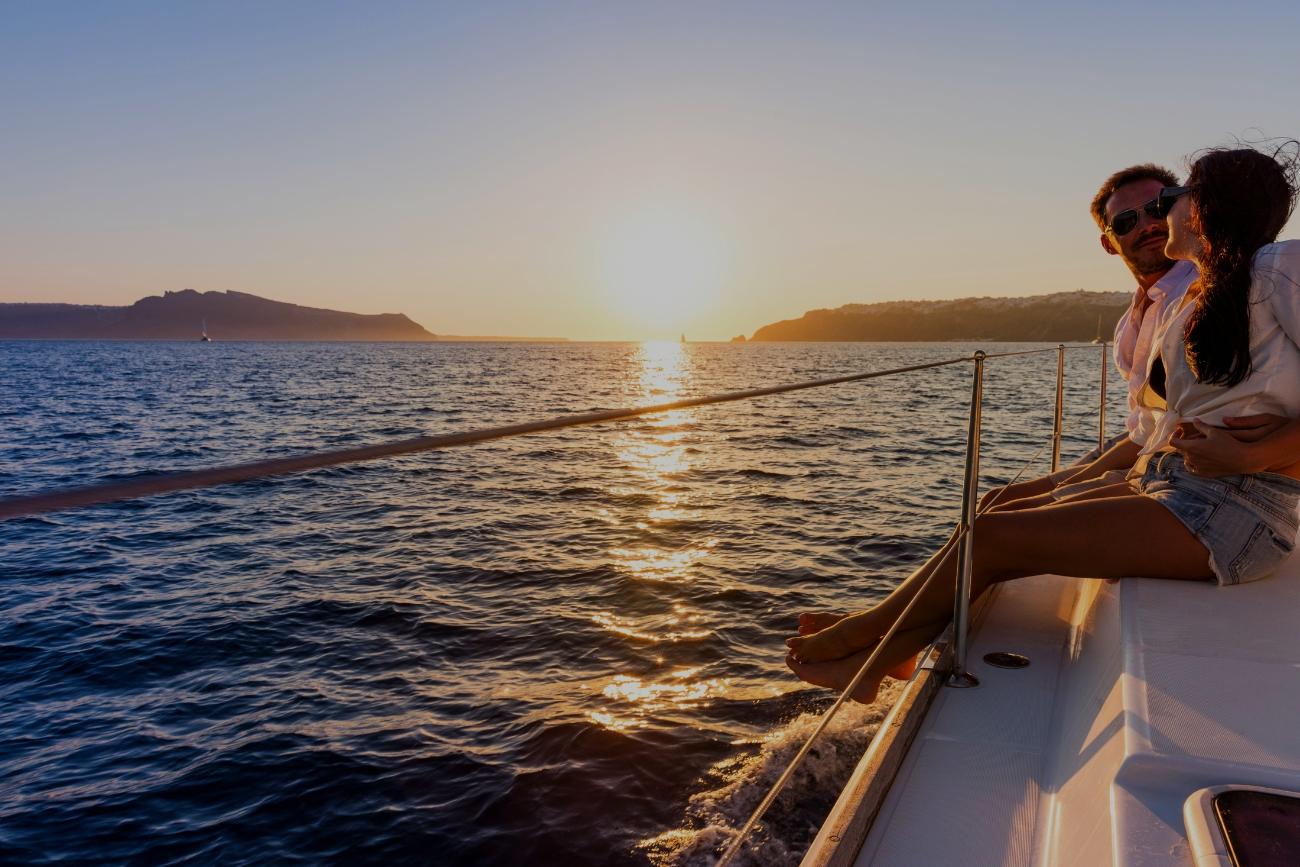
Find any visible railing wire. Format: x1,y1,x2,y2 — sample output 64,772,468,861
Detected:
0,356,974,521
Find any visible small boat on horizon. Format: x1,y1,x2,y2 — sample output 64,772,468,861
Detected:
200,319,211,343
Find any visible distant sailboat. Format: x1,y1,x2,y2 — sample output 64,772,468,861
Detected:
200,318,212,342
1090,313,1102,344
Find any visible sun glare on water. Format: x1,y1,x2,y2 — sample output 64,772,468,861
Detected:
598,210,729,337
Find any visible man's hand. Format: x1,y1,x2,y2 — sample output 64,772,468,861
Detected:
1170,417,1283,477
1220,413,1291,442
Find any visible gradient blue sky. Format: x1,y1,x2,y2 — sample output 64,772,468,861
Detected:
3,1,1299,340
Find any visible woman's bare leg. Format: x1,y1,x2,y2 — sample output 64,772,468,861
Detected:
788,494,1211,663
791,482,1135,647
793,530,962,650
790,481,1138,663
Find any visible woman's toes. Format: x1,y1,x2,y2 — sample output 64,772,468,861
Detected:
797,612,844,635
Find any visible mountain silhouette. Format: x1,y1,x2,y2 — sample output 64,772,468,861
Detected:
750,290,1131,342
0,289,436,341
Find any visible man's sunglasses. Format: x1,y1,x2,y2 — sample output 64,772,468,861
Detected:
1106,186,1193,237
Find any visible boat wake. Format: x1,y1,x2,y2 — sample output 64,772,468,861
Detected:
640,681,903,867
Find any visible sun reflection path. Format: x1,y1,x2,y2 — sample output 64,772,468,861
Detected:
591,605,712,644
604,542,717,584
605,341,714,586
589,341,745,732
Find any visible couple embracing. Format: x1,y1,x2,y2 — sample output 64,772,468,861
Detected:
789,142,1300,702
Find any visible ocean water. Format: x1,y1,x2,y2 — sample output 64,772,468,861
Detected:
0,340,1123,866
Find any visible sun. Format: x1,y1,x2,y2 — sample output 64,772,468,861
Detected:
598,209,729,336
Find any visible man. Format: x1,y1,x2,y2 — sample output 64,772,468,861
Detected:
981,163,1197,509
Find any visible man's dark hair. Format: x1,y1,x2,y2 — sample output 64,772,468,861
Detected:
1090,163,1179,228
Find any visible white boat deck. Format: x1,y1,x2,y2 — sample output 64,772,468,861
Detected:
815,553,1300,867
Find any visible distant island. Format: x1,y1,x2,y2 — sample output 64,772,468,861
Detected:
0,289,436,341
749,290,1132,342
0,289,565,342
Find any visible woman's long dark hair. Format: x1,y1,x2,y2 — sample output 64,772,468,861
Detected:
1184,144,1298,386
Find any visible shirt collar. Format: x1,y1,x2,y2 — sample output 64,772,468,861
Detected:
1149,260,1196,300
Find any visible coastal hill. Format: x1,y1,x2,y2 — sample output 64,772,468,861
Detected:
749,290,1132,342
0,289,436,341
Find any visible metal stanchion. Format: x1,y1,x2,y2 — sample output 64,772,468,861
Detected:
948,351,984,689
1098,341,1108,451
1052,344,1065,472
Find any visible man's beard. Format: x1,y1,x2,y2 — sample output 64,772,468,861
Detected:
1130,231,1175,276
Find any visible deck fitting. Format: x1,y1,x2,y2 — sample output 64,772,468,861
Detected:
946,670,980,688
983,651,1031,669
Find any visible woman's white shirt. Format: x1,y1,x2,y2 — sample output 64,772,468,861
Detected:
1142,240,1300,454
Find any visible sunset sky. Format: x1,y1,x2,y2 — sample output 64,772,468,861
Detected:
3,1,1299,341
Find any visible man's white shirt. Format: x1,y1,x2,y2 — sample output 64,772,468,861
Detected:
1112,259,1197,446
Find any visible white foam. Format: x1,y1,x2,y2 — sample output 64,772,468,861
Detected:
641,681,903,867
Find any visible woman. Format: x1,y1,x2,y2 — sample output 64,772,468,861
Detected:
787,144,1300,702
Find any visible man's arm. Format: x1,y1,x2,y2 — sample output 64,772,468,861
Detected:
1171,414,1300,478
979,435,1139,511
1052,435,1141,486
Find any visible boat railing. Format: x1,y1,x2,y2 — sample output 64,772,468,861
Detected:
0,340,1114,865
717,341,1110,867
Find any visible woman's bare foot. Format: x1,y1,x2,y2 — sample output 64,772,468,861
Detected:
797,611,847,635
785,649,886,704
786,616,874,663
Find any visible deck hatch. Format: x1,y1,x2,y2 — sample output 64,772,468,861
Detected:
1213,789,1300,867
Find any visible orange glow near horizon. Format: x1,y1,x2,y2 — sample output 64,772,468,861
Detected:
597,210,731,338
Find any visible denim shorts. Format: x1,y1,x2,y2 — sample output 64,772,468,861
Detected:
1138,452,1300,586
